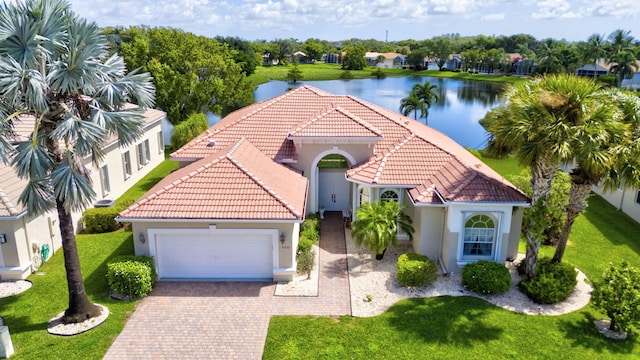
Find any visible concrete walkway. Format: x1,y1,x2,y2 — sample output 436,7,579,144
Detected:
104,212,351,360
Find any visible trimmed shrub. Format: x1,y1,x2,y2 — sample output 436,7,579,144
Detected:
462,260,511,295
301,214,321,233
83,201,134,233
296,247,315,278
340,70,354,80
592,261,640,333
397,253,437,287
298,238,314,253
107,255,156,299
519,258,577,304
300,227,319,243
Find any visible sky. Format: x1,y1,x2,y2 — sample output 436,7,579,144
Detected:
66,0,640,43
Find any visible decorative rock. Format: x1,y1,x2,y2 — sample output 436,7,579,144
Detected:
47,304,110,336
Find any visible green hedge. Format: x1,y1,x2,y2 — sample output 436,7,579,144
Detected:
83,200,134,234
462,260,511,295
519,258,577,304
397,253,437,287
107,255,156,299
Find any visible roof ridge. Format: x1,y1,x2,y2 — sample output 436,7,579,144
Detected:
0,188,19,216
289,103,383,137
372,133,415,183
226,152,302,218
345,95,414,132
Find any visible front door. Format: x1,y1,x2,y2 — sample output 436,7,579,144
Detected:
318,169,350,211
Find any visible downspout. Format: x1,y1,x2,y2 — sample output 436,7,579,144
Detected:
438,207,448,274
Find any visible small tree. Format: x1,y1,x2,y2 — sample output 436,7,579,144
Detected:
170,113,209,150
592,261,640,333
286,57,304,83
351,201,414,260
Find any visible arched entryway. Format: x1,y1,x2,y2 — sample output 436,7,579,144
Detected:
310,150,356,213
318,154,350,211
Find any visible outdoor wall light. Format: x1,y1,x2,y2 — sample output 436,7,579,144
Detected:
138,232,146,244
279,232,285,245
0,234,6,244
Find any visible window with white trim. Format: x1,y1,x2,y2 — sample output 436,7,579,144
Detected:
136,139,151,169
99,165,110,197
157,131,164,154
122,151,132,180
462,215,495,259
636,190,640,205
380,189,399,202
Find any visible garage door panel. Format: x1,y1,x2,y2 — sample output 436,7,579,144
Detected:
154,232,273,280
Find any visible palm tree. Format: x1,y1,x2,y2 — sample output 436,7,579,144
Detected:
584,34,609,79
400,80,439,125
607,29,634,61
536,39,561,74
0,0,155,323
484,75,604,279
351,201,414,260
399,92,426,122
609,51,639,88
552,90,640,262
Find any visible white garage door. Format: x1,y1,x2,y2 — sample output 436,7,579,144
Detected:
153,230,274,280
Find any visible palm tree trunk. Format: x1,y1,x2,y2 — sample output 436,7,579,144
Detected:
552,182,592,263
57,200,101,323
523,160,559,279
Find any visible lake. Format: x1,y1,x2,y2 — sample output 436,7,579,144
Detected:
211,77,505,149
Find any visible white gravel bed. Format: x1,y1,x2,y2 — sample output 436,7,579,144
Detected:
345,229,592,318
275,245,319,296
0,280,32,298
48,304,110,336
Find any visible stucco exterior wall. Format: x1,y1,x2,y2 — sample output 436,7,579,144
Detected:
594,186,640,224
411,206,445,262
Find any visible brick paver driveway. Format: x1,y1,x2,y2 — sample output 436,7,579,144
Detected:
104,212,350,359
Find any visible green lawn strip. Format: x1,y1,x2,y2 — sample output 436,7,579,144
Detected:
265,297,635,360
251,64,524,84
0,158,178,359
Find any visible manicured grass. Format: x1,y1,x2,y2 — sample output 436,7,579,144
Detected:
250,63,524,84
0,158,177,359
470,149,526,178
265,297,635,360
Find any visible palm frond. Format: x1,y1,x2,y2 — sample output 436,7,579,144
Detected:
18,178,55,216
11,140,54,179
51,161,95,213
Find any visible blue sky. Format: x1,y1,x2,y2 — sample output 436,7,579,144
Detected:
68,0,640,42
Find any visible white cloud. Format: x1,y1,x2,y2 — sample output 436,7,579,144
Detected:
532,0,580,19
587,0,640,18
482,13,505,21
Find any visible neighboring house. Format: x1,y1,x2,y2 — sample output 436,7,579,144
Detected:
322,52,341,64
619,60,640,90
576,62,611,77
366,52,405,68
593,185,640,224
0,107,166,280
118,86,530,282
290,51,310,64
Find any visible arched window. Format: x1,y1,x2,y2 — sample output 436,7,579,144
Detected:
462,214,495,259
359,187,370,206
380,189,399,202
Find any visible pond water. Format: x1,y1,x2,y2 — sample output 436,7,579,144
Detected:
211,77,505,149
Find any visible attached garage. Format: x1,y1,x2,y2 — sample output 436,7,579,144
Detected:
149,228,278,280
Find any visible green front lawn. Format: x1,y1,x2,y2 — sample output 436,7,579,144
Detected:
0,158,177,359
265,152,640,359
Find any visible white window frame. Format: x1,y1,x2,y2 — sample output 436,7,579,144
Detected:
136,139,151,169
99,164,111,197
136,142,145,169
358,186,370,206
636,190,640,205
380,188,400,203
157,130,164,155
144,139,151,165
461,214,496,261
122,151,132,180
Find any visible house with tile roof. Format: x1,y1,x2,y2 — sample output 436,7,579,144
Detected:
118,86,529,281
0,108,166,280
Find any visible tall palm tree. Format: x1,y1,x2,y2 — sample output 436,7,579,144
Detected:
484,74,605,279
607,29,634,61
584,34,609,79
399,92,426,122
609,51,639,88
552,90,640,262
0,0,155,323
400,80,439,125
536,39,561,74
351,201,414,260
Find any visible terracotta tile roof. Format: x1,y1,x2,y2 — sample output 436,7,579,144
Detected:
119,138,308,221
0,161,28,217
169,85,528,207
288,104,382,138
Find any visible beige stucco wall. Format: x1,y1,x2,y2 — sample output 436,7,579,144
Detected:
0,211,61,280
594,186,640,224
411,206,445,262
129,221,299,281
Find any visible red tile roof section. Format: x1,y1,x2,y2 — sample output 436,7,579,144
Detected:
169,85,528,206
288,104,383,138
0,162,28,216
120,138,308,220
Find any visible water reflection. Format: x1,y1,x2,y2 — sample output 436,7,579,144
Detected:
248,77,505,149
